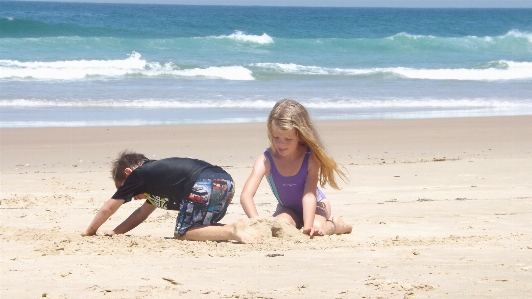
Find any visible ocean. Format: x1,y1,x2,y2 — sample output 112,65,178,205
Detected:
1,1,531,128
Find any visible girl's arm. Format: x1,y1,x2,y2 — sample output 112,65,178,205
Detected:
240,154,268,218
81,198,125,236
105,200,156,235
301,155,320,236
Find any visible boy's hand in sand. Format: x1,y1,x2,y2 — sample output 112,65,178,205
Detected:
80,230,96,237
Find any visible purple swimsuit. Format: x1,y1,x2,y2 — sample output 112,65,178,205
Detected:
264,149,326,218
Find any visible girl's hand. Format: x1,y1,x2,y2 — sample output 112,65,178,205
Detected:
104,230,116,236
301,227,314,236
301,226,325,237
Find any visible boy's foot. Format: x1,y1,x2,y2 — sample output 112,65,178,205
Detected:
232,219,264,244
331,216,353,234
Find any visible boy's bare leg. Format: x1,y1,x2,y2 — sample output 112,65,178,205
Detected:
231,219,265,243
175,219,263,244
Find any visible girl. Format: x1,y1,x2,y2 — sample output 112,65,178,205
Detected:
240,99,353,236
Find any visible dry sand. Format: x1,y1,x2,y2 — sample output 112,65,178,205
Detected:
1,116,531,298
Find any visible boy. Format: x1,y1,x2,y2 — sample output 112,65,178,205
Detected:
81,150,261,243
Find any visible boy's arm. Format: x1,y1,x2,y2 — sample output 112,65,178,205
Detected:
81,198,125,236
240,154,267,218
105,200,156,235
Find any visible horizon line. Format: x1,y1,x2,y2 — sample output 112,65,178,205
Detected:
7,0,532,9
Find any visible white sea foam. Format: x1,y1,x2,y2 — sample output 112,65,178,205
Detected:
388,30,532,44
2,55,530,81
253,63,374,75
0,99,275,108
254,61,532,81
0,51,146,80
0,52,254,81
0,117,267,128
213,30,274,44
506,29,532,43
2,98,530,109
391,61,532,80
387,32,436,40
142,62,254,80
171,66,253,80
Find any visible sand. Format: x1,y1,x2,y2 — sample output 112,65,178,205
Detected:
1,116,531,298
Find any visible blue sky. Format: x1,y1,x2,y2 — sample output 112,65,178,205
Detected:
18,0,532,8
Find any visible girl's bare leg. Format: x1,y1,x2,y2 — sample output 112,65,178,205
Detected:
273,200,352,235
314,199,352,235
313,200,333,235
329,216,353,234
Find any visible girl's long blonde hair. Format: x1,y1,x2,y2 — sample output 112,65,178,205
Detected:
267,99,348,189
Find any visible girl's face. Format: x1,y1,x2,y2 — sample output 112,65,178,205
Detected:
271,124,299,156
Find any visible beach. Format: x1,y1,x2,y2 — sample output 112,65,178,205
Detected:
1,116,531,298
2,3,532,298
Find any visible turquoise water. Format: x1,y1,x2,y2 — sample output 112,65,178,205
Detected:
1,2,531,127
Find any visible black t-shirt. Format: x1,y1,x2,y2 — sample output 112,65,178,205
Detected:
112,157,221,210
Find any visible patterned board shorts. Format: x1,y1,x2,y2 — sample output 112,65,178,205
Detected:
174,170,235,236
143,169,235,236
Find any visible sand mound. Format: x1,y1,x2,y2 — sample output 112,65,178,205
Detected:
248,217,305,240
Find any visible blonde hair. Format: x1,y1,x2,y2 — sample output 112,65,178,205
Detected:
267,99,348,189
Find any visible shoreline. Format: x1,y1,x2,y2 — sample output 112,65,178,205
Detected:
1,115,531,298
2,111,532,129
2,115,530,169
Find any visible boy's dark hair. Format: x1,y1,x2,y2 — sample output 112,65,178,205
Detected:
111,150,148,188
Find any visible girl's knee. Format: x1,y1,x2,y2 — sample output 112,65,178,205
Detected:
273,205,302,227
275,213,299,227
